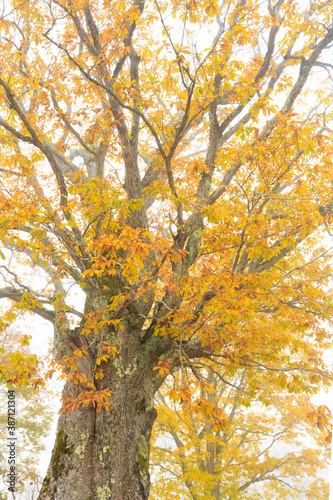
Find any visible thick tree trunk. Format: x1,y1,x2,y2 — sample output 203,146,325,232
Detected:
39,334,159,500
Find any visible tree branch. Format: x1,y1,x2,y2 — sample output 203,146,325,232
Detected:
0,286,55,323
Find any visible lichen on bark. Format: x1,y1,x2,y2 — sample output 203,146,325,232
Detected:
39,428,74,498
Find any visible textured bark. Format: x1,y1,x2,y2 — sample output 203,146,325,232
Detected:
39,350,158,500
39,319,161,500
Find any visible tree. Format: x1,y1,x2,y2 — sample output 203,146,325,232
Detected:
0,328,54,499
0,0,332,498
150,367,330,499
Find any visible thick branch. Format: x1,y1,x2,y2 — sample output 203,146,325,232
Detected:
0,286,55,323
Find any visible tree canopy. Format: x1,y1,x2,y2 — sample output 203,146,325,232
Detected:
0,0,333,498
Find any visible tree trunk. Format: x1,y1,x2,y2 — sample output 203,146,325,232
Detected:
39,329,159,500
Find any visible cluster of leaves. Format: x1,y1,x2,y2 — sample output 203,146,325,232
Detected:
151,366,331,499
0,329,54,499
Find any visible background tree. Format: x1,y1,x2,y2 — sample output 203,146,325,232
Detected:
0,0,332,498
0,328,54,499
150,367,330,499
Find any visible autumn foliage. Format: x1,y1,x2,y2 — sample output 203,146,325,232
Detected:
0,329,54,499
0,0,332,498
151,367,331,499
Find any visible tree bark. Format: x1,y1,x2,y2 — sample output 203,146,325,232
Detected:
39,330,159,500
